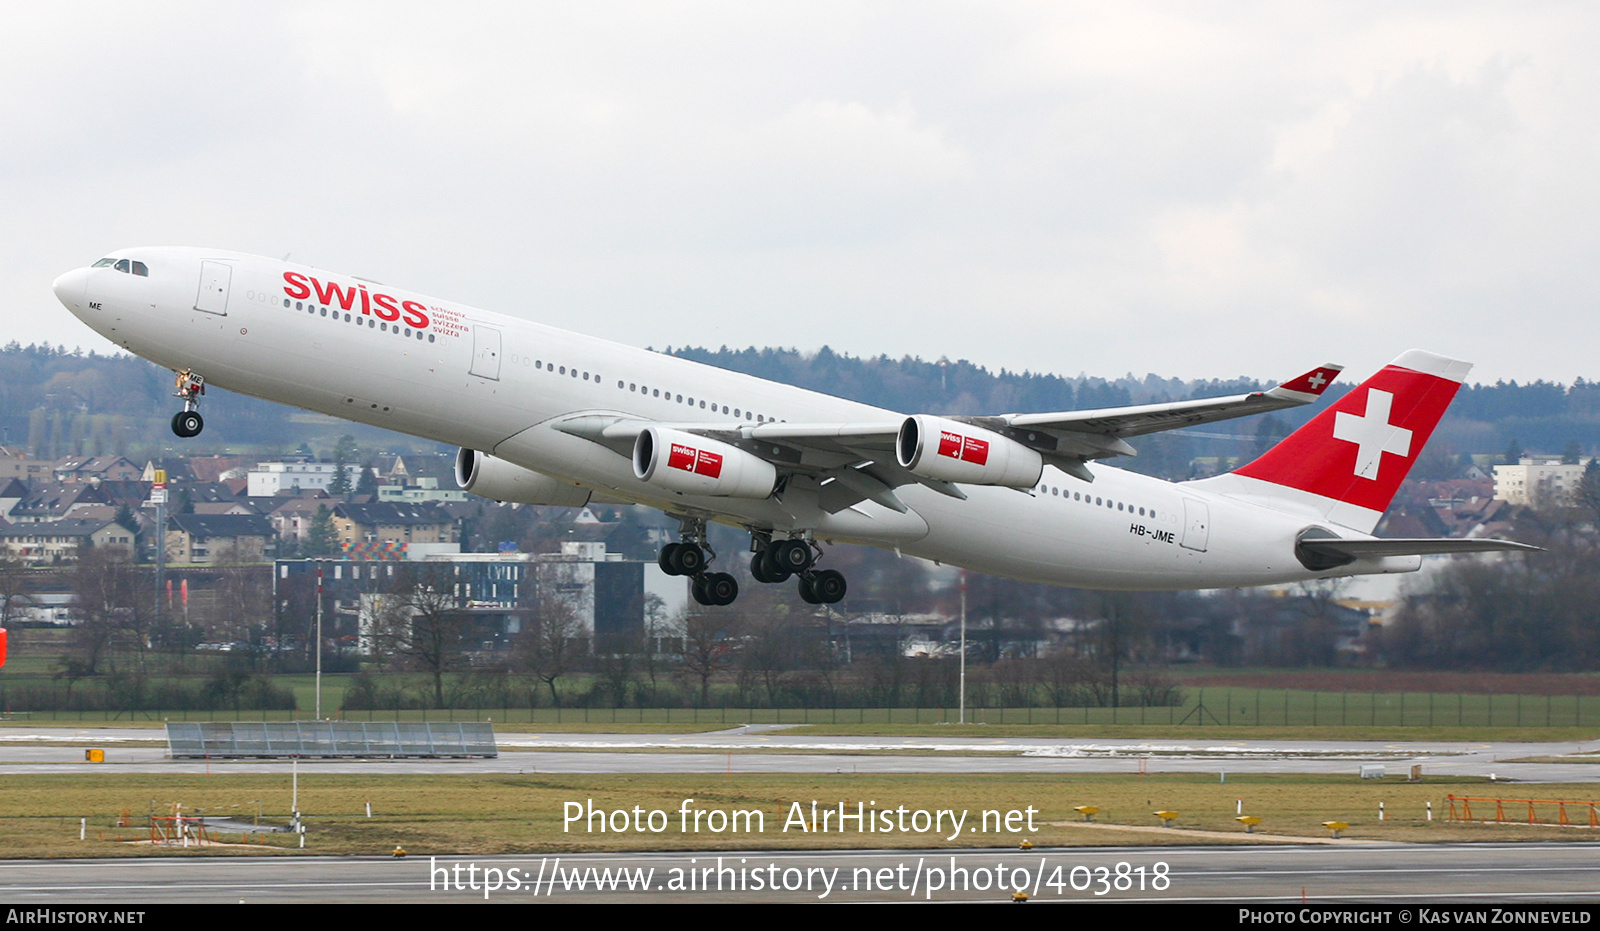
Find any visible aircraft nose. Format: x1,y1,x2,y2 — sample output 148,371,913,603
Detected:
52,267,88,310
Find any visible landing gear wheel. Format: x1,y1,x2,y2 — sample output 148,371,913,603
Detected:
811,569,847,604
752,548,792,584
171,411,204,438
771,539,813,573
703,572,738,606
671,543,706,576
659,543,683,575
691,572,738,607
797,573,821,605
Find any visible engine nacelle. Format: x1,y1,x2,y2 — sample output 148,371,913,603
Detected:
896,415,1044,488
633,428,777,499
455,448,592,507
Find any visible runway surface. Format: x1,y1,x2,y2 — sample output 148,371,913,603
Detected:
2,726,1598,781
2,843,1597,903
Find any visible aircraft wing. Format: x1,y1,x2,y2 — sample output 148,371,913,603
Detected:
994,363,1342,441
551,362,1344,513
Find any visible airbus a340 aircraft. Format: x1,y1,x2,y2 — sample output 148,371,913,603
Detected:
51,248,1535,606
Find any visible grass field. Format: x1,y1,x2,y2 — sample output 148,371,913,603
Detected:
778,723,1600,742
3,772,1598,859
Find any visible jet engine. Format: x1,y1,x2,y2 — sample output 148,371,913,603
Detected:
455,448,592,507
896,415,1043,488
632,428,777,498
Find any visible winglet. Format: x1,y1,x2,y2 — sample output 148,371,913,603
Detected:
1265,364,1343,403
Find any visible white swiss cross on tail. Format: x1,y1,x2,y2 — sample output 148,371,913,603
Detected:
1331,389,1412,480
1228,350,1472,533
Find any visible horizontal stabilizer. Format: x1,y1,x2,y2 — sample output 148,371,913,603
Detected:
1297,536,1542,570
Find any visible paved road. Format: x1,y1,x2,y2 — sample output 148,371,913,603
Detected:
2,726,1597,780
2,844,1598,903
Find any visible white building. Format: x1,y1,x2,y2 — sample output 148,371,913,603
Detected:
1493,457,1586,507
247,460,367,497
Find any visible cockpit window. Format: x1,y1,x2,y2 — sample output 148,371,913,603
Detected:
96,258,149,276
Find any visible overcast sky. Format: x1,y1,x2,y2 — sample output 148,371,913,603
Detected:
5,2,1597,387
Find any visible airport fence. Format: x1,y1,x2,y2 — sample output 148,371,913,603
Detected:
4,686,1600,728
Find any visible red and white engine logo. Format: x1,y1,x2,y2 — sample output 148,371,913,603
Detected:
937,431,990,466
667,443,724,478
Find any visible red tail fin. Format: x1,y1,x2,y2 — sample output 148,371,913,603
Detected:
1225,350,1470,531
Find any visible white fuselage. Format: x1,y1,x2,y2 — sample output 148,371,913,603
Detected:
52,247,1417,590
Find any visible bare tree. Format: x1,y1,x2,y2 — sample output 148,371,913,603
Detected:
371,564,469,708
678,604,740,706
518,565,585,706
0,556,31,629
211,547,272,665
734,586,804,706
638,592,668,698
63,549,153,677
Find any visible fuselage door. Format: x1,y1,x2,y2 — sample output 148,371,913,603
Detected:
195,261,231,315
470,325,502,380
1180,498,1210,552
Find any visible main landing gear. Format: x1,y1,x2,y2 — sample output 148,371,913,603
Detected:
749,534,847,605
656,522,849,607
658,518,739,607
170,370,206,438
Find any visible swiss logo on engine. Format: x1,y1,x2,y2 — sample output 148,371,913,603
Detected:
668,443,724,478
937,431,990,466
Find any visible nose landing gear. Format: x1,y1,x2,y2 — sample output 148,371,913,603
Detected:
170,370,206,438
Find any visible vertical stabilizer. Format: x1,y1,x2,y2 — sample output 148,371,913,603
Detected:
1198,350,1470,534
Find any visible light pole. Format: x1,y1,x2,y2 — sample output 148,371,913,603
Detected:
959,569,967,725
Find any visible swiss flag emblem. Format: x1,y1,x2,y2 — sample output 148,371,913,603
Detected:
1235,363,1460,512
937,431,990,466
667,443,723,479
